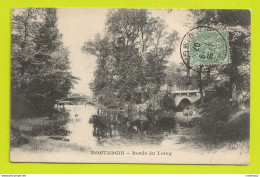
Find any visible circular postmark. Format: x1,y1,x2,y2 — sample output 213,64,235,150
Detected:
180,26,229,72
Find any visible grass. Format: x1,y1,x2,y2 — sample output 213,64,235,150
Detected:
179,95,250,150
10,109,71,148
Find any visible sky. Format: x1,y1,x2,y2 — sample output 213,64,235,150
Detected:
57,9,192,96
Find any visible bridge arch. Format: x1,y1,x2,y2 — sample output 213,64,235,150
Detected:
172,90,201,108
177,98,192,111
179,98,191,106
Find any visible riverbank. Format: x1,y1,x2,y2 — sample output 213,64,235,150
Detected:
10,125,249,164
10,99,250,164
174,95,250,152
10,109,70,148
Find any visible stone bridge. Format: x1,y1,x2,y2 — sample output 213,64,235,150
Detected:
171,90,202,107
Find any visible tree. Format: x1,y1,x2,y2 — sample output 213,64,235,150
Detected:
11,8,77,117
82,9,178,108
166,62,197,90
188,10,250,104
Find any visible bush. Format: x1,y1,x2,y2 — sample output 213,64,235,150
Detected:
197,96,249,144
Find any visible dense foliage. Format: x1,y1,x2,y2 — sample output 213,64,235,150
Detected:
82,9,178,108
188,10,251,102
11,8,77,117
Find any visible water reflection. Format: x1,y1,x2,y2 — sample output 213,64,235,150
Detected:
88,107,178,146
65,105,97,147
59,104,179,147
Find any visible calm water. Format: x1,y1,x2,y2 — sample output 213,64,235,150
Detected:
62,104,179,148
11,104,250,164
65,104,97,148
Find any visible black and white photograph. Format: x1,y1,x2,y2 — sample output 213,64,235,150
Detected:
10,8,250,164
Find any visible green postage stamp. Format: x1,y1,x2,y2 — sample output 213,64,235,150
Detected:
181,26,230,67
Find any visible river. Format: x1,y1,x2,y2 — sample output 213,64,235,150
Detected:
10,104,249,164
65,104,97,148
62,104,177,148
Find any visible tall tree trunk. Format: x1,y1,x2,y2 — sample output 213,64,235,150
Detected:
206,67,210,80
230,62,241,107
198,65,204,103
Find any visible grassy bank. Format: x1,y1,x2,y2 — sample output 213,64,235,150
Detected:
10,109,71,149
178,95,250,150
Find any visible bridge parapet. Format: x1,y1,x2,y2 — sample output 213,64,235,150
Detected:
171,90,202,107
171,90,200,96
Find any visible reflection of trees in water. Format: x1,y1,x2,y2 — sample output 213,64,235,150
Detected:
89,109,177,142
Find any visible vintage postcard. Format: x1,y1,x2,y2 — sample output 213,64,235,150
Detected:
10,8,250,164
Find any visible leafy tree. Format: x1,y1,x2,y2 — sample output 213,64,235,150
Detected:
188,10,250,103
11,8,77,117
82,9,178,108
166,62,197,90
